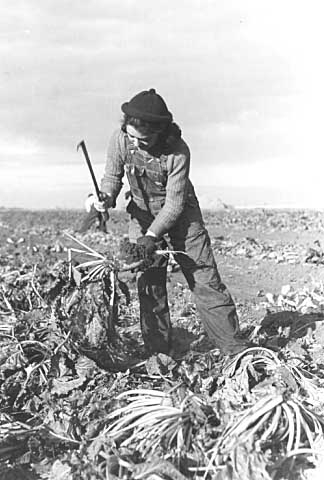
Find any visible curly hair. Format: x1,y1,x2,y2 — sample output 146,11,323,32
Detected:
121,114,182,149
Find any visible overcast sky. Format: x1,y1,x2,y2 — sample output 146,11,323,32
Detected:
1,0,324,209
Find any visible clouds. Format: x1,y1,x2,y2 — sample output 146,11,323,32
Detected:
1,0,323,207
188,96,295,166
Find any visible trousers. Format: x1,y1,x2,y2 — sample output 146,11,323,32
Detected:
128,201,247,356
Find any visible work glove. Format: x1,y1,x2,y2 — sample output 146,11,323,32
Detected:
137,235,157,257
92,192,115,212
85,194,95,213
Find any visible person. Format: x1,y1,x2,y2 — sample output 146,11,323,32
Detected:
94,88,248,357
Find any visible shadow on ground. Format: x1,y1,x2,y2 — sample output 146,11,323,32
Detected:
260,310,324,348
171,327,215,356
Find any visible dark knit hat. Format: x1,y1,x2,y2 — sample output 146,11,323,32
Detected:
121,88,173,123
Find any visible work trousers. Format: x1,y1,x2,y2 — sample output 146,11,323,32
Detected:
128,202,247,356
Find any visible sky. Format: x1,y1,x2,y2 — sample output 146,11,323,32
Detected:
1,0,324,209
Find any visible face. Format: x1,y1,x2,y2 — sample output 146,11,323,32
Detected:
126,125,158,150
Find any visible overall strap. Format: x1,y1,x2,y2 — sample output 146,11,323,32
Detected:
159,154,169,174
125,142,152,212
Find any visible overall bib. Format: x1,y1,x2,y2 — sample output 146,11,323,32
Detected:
124,139,246,356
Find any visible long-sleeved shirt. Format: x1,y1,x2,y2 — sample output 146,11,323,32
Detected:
101,129,197,237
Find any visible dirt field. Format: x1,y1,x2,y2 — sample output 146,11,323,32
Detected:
1,206,324,360
1,207,324,479
205,211,324,325
3,206,324,331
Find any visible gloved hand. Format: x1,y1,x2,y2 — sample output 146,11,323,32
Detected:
93,192,115,212
137,235,157,257
85,194,96,213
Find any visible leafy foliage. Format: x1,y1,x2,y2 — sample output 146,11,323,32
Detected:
1,208,324,479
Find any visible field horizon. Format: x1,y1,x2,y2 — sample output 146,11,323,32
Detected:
2,205,324,213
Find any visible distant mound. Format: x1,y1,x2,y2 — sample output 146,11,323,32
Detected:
195,187,235,210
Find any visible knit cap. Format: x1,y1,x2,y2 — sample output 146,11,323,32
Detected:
121,88,173,123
